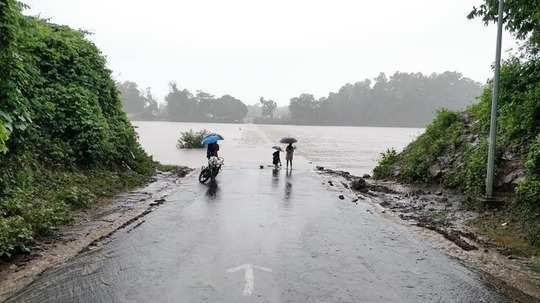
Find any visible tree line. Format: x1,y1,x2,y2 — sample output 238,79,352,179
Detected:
288,72,482,127
119,71,482,127
118,81,247,123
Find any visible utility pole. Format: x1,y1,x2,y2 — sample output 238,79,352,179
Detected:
485,0,504,198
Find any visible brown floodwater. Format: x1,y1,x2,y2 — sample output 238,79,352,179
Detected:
133,121,422,175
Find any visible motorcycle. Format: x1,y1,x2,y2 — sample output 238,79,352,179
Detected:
199,156,224,183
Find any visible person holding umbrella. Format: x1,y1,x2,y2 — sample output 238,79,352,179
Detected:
280,137,297,170
285,143,294,169
202,133,224,159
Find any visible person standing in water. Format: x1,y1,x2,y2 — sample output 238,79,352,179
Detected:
285,143,294,170
272,149,281,169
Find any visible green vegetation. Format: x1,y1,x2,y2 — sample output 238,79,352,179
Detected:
374,0,540,247
176,129,209,149
0,1,155,258
372,149,398,179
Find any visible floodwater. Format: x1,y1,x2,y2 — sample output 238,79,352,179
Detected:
133,122,422,175
5,122,510,302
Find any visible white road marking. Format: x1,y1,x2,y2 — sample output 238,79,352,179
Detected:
226,264,272,296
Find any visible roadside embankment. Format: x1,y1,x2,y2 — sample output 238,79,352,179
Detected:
0,0,157,262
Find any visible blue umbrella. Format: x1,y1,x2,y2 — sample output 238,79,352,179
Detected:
201,134,224,145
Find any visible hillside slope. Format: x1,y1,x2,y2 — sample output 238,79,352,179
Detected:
0,1,155,258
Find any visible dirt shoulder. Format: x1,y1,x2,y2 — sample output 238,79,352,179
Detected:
0,168,193,302
316,166,540,303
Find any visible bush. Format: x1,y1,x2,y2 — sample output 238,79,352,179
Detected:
374,109,463,183
373,149,398,179
525,135,540,176
0,216,33,258
516,178,540,246
176,129,209,149
57,186,96,209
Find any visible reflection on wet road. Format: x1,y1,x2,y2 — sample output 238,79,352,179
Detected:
7,167,508,302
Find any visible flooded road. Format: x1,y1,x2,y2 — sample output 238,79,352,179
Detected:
6,168,507,302
133,122,422,175
5,123,509,302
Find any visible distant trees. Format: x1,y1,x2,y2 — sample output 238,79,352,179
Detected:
259,97,277,119
288,71,482,127
117,81,158,119
119,70,481,127
289,94,319,124
165,82,247,122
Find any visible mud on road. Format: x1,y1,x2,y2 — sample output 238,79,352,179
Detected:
315,166,540,302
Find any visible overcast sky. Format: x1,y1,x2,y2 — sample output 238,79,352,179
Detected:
25,0,516,105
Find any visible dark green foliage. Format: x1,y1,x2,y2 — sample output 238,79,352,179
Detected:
516,134,540,246
459,140,489,196
176,129,209,149
374,109,464,183
0,0,32,154
372,149,397,179
0,3,155,258
470,58,540,141
525,135,540,176
516,178,540,245
0,216,33,258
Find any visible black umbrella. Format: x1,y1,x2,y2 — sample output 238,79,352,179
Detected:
280,137,297,144
272,146,283,151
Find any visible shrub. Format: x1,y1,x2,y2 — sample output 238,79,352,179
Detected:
525,135,540,176
57,186,96,209
176,129,209,149
0,216,33,258
373,148,397,179
374,109,463,183
516,178,540,246
452,139,489,197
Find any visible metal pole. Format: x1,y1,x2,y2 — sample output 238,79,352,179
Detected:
486,0,504,198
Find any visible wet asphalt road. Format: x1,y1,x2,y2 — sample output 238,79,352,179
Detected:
6,167,509,303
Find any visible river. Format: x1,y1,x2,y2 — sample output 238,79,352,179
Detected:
133,121,423,175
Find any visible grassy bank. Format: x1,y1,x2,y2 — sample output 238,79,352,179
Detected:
0,165,156,258
0,1,156,258
373,58,540,249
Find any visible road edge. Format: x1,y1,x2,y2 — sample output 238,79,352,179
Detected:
0,169,194,302
316,167,540,303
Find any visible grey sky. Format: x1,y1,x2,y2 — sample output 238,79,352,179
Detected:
25,0,516,105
